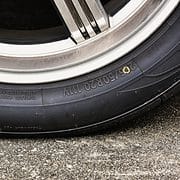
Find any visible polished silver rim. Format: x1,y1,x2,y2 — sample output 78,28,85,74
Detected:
0,0,179,84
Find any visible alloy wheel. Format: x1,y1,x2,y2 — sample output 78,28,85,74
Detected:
0,0,178,83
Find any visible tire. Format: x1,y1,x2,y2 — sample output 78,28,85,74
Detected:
0,4,179,136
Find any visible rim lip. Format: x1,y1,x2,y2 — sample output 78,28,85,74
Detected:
0,0,179,84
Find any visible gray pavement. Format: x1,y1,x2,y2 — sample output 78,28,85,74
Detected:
0,95,179,180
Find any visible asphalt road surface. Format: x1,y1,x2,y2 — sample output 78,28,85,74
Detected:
0,95,179,180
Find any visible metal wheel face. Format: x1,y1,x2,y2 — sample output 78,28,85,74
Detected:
0,0,179,84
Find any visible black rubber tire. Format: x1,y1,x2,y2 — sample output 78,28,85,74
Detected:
0,5,179,136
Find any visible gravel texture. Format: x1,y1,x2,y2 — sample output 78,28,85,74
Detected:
0,95,179,180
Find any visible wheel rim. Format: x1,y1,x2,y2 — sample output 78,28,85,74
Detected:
0,0,179,84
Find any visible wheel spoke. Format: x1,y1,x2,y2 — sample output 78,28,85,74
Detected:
53,0,109,43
